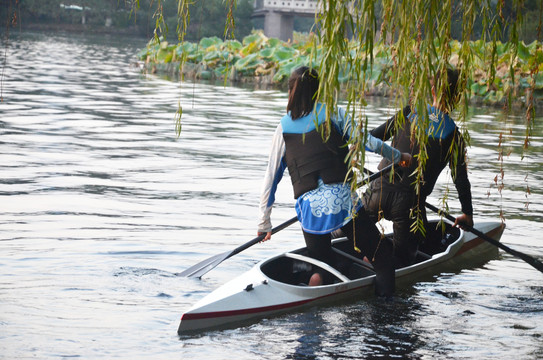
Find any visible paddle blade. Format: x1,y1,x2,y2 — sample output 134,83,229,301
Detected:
179,218,297,279
178,251,231,278
509,248,543,273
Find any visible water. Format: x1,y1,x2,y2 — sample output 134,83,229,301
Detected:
1,31,542,359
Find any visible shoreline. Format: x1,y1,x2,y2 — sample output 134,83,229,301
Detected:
138,31,542,112
3,23,151,39
141,61,541,112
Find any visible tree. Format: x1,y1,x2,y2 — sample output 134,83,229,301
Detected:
140,0,254,41
154,0,540,229
17,0,128,26
5,0,254,39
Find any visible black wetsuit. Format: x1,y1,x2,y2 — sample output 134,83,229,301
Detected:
363,105,473,267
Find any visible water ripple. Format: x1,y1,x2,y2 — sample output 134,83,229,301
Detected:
1,30,542,360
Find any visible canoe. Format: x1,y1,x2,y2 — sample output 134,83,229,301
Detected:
178,219,505,334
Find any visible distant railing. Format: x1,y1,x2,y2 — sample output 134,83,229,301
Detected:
254,0,319,14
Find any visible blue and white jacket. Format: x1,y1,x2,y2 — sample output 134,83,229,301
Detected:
258,103,403,234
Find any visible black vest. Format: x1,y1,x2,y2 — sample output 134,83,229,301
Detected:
283,127,349,199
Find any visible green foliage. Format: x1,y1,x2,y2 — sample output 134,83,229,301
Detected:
18,0,135,26
140,30,319,82
308,0,541,230
140,31,543,104
143,0,541,229
148,0,254,41
10,0,255,39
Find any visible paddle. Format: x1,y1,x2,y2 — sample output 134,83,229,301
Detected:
179,216,298,278
425,202,543,274
180,163,395,278
362,165,543,274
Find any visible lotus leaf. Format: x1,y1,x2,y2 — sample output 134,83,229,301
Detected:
267,38,282,48
199,70,212,80
203,50,222,61
259,48,275,59
141,30,541,106
213,65,228,77
272,57,306,82
242,32,265,47
234,53,262,72
469,81,486,96
137,48,150,60
531,73,543,89
517,41,531,63
199,36,223,50
157,49,173,63
224,40,243,51
176,42,195,55
274,46,296,61
182,47,203,63
519,77,531,88
240,41,261,56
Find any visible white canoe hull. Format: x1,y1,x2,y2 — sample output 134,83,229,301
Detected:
178,220,505,333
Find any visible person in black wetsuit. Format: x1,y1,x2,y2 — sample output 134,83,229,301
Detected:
362,68,474,268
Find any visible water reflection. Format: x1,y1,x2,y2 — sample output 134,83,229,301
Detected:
250,297,426,359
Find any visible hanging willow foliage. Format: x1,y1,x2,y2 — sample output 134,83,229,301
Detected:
161,1,538,144
314,0,541,229
146,0,540,227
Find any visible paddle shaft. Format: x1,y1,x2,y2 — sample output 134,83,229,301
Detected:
245,163,394,249
181,163,395,278
363,166,543,274
425,202,543,273
229,164,393,257
227,216,298,259
178,216,299,277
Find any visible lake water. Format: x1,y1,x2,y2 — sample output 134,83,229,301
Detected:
1,31,542,359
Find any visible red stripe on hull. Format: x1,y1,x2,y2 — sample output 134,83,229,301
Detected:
180,285,367,321
180,223,504,326
455,225,504,256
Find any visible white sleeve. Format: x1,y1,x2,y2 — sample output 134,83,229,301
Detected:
335,107,401,164
258,124,287,233
365,133,402,164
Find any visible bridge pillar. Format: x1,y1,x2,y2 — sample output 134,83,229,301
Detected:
263,11,294,42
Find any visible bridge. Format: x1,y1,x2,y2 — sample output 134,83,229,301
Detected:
253,0,319,41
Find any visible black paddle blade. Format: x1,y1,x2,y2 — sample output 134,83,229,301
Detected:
507,246,543,273
178,251,231,278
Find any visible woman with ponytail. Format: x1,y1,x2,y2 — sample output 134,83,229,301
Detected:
257,66,411,295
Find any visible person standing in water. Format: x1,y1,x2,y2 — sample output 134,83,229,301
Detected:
257,66,411,295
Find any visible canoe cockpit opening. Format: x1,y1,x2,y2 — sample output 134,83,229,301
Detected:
260,248,376,286
260,252,349,286
260,220,461,286
417,220,461,257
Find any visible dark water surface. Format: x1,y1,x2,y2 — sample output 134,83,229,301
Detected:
1,31,542,359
